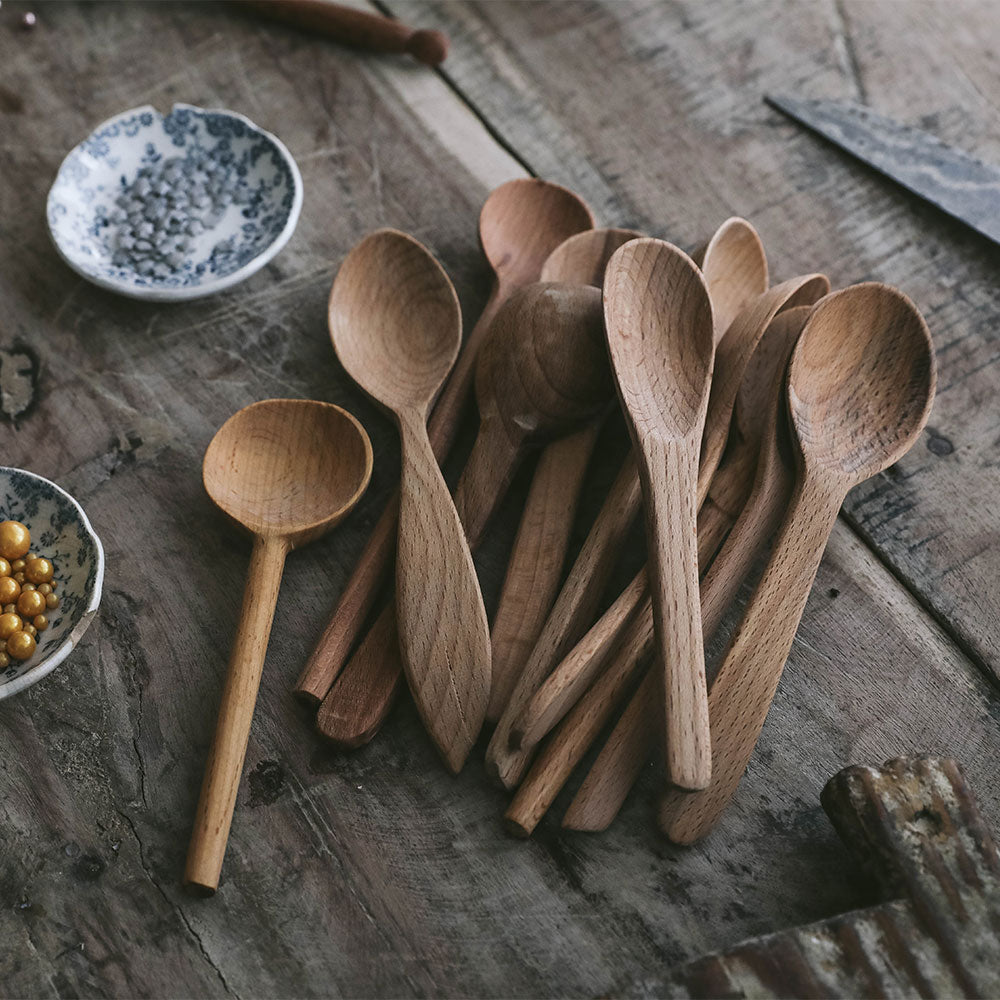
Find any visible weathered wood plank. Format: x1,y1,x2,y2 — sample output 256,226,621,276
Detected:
387,0,1000,680
0,2,998,997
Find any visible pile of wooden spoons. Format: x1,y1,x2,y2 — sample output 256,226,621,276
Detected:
296,178,936,845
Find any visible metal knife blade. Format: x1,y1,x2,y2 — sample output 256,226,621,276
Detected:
766,94,1000,247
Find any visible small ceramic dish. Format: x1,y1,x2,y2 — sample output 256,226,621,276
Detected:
47,103,303,301
0,468,105,701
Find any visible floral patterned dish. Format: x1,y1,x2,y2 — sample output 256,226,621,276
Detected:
0,468,104,700
46,103,303,301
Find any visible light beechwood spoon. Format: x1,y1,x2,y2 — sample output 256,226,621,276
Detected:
485,218,769,789
185,399,372,894
317,280,612,756
487,228,643,720
295,179,593,707
659,283,936,844
604,238,716,790
563,306,813,832
329,229,489,774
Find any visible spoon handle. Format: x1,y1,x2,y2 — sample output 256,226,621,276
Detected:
452,415,526,549
185,534,288,894
294,285,502,705
487,424,600,722
659,475,843,843
396,414,491,774
563,447,794,831
485,452,643,789
640,435,711,791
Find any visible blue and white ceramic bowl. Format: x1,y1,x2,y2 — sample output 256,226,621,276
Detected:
0,468,104,701
47,103,303,301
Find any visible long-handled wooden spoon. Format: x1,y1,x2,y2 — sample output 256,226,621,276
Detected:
562,306,813,831
329,229,489,773
295,179,593,706
603,238,716,790
485,219,770,789
693,217,769,338
318,281,612,752
185,400,372,894
659,283,936,843
512,279,829,754
486,229,643,721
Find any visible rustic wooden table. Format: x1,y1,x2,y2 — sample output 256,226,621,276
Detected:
2,2,999,996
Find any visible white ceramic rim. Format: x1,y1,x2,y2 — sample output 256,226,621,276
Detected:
46,102,305,302
0,467,106,701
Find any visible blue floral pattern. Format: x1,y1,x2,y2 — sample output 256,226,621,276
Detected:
0,468,104,698
47,104,302,302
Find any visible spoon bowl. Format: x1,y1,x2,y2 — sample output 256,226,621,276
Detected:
540,228,645,285
789,283,936,480
329,229,461,412
204,399,372,543
695,217,769,341
480,178,596,288
605,239,715,438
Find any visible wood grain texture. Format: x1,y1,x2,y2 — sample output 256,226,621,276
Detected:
486,227,643,723
188,400,372,893
328,229,489,773
3,2,1000,996
564,307,812,831
661,285,936,843
295,178,593,705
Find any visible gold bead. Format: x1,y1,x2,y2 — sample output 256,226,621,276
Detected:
0,651,8,669
2,604,14,615
33,615,48,631
0,558,10,577
0,576,20,605
37,583,52,596
0,521,30,562
7,630,35,660
9,558,25,573
45,593,59,610
21,582,35,592
17,590,46,618
23,623,37,638
12,572,25,585
25,557,53,584
0,613,22,639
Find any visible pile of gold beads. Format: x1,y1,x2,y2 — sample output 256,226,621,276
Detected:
0,519,60,669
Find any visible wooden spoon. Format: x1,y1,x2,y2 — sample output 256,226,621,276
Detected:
295,179,593,706
485,220,770,789
453,282,612,543
659,283,936,843
562,306,812,832
692,217,769,340
185,399,372,894
603,238,716,790
487,229,643,721
317,280,611,754
329,229,489,774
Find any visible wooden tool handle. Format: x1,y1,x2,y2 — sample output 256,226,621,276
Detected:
244,0,449,65
659,476,843,843
294,287,501,705
185,535,288,894
485,452,643,789
452,414,526,550
315,604,403,748
563,471,786,831
487,424,600,722
505,594,655,838
516,494,734,754
640,436,710,790
395,415,490,773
